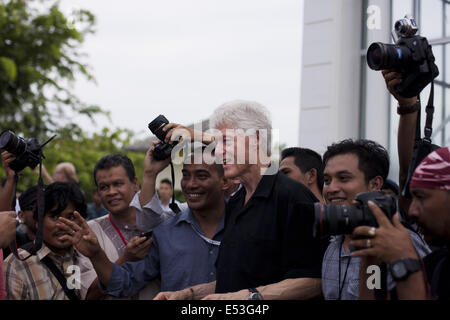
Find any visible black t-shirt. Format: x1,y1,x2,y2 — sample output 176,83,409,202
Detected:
424,246,450,299
215,171,329,293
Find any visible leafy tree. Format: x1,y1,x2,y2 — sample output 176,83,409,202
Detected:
0,0,104,139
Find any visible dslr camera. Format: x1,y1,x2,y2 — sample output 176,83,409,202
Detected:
313,191,397,237
148,115,178,161
0,130,43,172
366,15,439,97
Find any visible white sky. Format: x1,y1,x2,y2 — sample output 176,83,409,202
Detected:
60,0,304,148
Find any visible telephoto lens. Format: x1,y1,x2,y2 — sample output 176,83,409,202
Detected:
313,191,397,238
366,42,411,71
0,130,27,156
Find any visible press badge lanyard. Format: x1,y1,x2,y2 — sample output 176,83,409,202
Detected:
108,213,128,246
338,237,351,300
189,224,221,246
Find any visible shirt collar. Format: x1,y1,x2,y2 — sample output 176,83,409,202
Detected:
248,170,279,199
36,242,77,261
174,206,226,238
175,207,197,226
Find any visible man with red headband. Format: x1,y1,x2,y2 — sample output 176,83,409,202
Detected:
350,146,450,300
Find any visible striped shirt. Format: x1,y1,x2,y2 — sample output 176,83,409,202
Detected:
3,243,96,300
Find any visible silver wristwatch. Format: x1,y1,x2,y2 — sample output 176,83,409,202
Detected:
248,288,263,300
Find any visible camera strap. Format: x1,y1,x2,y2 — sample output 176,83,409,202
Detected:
168,161,181,214
9,159,46,261
424,81,435,143
41,255,80,300
32,157,46,254
402,81,438,198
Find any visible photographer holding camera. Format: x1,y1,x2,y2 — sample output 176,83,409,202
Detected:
347,17,447,297
56,144,231,296
319,139,430,300
350,146,450,299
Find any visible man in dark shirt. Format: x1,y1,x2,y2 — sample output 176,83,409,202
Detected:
214,171,326,295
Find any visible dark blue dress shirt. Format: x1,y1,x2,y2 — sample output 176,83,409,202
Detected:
101,207,225,297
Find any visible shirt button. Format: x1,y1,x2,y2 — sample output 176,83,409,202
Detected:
210,272,214,276
124,225,128,229
209,250,213,255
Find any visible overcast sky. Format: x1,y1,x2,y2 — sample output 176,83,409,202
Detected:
59,0,304,148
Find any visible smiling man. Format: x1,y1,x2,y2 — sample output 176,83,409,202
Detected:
84,154,157,300
320,139,429,300
3,182,96,300
58,146,228,297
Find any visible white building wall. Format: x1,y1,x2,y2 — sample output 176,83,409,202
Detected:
300,0,394,151
300,0,363,154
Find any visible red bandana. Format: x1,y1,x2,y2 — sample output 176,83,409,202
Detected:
410,147,450,190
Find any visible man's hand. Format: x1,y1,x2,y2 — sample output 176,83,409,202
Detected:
122,236,152,262
154,288,192,300
350,201,419,264
1,151,16,179
57,211,102,258
202,289,249,300
0,211,18,247
162,123,195,145
143,141,171,177
381,70,417,106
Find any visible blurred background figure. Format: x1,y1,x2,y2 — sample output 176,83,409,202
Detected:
38,162,79,185
382,178,399,196
1,185,39,260
86,189,108,221
280,147,324,203
157,179,175,212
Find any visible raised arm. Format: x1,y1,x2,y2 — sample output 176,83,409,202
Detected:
381,70,419,213
0,152,17,211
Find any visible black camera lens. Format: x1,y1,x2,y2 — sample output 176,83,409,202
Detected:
313,191,397,238
148,115,170,141
0,130,26,156
314,203,361,237
367,42,411,71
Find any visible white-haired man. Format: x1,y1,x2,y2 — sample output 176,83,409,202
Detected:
155,100,328,300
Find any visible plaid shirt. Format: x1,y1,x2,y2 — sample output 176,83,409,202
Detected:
3,243,96,300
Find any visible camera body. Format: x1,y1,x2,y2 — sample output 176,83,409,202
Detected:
313,190,397,238
0,130,42,172
366,15,439,98
148,115,178,161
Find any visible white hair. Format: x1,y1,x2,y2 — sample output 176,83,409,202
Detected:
209,99,272,155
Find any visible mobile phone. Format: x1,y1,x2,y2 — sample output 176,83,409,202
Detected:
140,230,153,239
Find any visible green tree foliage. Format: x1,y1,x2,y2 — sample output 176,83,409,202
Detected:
0,0,104,139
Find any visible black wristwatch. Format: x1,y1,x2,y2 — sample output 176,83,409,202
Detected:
390,258,422,281
248,288,263,300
